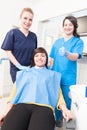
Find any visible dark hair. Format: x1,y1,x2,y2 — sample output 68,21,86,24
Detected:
30,47,48,68
63,15,80,37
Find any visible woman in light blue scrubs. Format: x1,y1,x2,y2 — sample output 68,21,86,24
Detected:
49,15,84,127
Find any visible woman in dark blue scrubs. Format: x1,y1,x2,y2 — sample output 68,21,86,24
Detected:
1,7,37,83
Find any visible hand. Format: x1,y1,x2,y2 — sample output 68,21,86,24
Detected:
0,114,6,126
59,46,70,56
16,63,29,70
59,46,66,56
62,108,74,122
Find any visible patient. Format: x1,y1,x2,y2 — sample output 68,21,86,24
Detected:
0,47,73,130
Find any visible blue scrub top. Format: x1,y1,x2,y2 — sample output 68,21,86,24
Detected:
1,29,37,82
1,29,37,66
50,36,84,85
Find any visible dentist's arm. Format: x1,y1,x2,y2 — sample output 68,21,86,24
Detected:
6,50,19,66
6,50,28,70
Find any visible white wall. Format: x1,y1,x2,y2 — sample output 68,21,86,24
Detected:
0,0,87,50
34,0,87,21
0,0,37,57
0,0,87,96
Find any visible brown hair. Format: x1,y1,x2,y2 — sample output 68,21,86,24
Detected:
20,7,34,18
30,47,48,68
63,15,80,37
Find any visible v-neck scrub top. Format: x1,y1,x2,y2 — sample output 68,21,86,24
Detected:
1,29,37,82
50,36,84,85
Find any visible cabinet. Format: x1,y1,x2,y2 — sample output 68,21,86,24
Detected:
0,60,12,97
77,57,87,84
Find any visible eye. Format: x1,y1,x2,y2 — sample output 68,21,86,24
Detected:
35,55,38,57
42,55,45,57
24,17,27,20
29,19,33,22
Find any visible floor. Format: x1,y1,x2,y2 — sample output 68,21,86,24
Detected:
56,124,66,130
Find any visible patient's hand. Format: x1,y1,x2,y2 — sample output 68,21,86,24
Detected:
58,104,74,121
0,114,6,126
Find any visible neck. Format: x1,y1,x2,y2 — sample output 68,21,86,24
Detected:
19,27,29,36
35,66,44,69
64,34,73,41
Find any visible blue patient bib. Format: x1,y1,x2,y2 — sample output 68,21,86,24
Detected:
11,67,61,109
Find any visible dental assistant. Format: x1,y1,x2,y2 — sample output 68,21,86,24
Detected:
49,15,84,127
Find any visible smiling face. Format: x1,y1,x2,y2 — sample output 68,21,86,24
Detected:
34,52,47,67
63,19,74,36
20,11,33,31
30,47,48,68
19,8,34,31
62,16,79,37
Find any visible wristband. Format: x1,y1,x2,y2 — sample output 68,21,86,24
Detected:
65,51,70,56
16,63,28,70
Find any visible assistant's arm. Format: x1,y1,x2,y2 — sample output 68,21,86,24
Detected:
6,51,29,69
66,52,79,61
